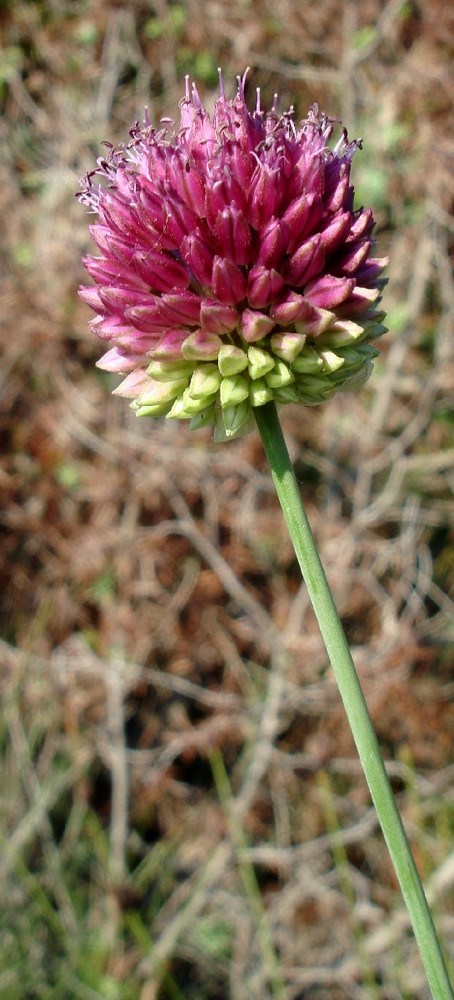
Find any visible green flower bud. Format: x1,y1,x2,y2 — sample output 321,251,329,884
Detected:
273,383,299,404
147,359,195,382
248,378,274,407
218,344,249,376
319,350,345,373
181,331,223,361
270,331,306,362
218,400,251,439
189,363,223,399
265,359,295,389
181,386,218,415
220,374,249,407
318,320,366,347
247,345,275,380
292,347,324,374
189,405,216,431
132,377,189,416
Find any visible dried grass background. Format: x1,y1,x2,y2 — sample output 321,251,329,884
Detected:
1,1,454,998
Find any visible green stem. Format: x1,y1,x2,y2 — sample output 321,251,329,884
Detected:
254,401,453,1000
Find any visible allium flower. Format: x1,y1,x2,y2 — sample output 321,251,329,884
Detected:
77,70,388,440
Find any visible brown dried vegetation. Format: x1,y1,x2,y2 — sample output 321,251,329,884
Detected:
0,1,453,998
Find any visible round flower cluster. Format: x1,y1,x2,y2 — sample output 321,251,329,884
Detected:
78,70,387,439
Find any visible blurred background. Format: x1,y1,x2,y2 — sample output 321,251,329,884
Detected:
1,1,453,997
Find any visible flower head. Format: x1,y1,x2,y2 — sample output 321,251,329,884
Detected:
77,70,387,439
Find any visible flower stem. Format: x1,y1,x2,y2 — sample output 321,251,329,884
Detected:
254,401,453,1000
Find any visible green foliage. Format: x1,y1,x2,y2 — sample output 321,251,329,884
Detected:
54,463,82,489
87,568,117,603
353,25,377,50
145,5,187,41
0,45,22,104
189,915,233,962
73,20,99,47
12,240,36,268
354,119,410,217
177,49,219,87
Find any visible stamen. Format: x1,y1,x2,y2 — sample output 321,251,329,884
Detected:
237,66,250,99
191,82,202,109
218,67,225,99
